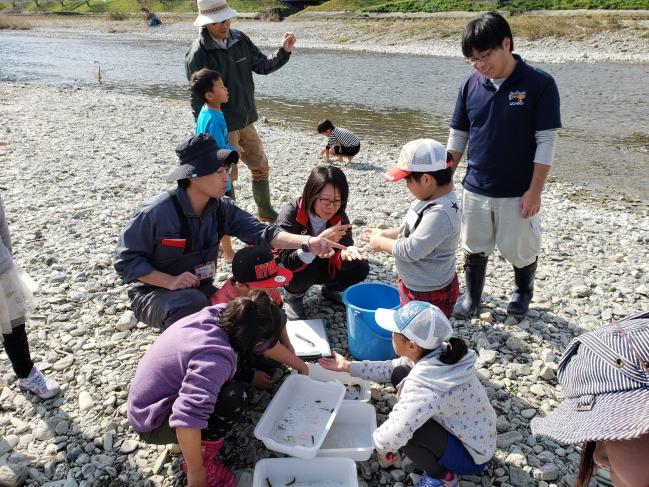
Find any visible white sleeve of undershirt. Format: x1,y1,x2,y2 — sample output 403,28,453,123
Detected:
447,128,469,155
297,249,316,264
534,129,559,166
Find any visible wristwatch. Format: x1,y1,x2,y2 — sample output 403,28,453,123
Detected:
301,236,312,253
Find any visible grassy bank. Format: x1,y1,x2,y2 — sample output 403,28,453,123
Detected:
0,0,281,14
338,12,648,40
2,0,647,14
309,0,649,12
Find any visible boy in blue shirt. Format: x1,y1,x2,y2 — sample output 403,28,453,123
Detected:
190,68,241,263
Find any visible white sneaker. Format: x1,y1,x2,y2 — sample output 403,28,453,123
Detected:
18,367,60,399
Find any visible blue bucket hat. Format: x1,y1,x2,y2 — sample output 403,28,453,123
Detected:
531,311,649,444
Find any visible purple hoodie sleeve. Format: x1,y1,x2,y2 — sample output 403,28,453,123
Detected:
169,348,237,430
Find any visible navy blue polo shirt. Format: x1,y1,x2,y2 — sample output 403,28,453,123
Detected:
450,54,561,198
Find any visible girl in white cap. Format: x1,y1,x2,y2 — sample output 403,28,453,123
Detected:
320,300,496,487
531,312,649,487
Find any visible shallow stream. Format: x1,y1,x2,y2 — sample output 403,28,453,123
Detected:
1,32,647,201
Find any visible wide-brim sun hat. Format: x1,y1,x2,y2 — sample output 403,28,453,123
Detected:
531,312,649,444
165,133,238,182
194,0,238,27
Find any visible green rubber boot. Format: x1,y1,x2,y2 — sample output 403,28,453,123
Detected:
251,179,278,223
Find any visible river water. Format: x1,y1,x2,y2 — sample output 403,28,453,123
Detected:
1,32,648,201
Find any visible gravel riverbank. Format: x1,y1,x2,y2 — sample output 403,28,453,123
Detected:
1,82,648,487
5,12,649,64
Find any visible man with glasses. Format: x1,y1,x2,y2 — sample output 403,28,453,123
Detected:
185,0,296,223
114,135,344,330
447,11,561,319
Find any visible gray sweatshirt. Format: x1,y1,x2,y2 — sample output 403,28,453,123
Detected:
392,191,461,291
0,194,15,275
349,351,496,465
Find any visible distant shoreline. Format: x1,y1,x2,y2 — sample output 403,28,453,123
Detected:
2,10,649,64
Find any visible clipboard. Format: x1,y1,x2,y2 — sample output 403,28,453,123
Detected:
286,318,332,359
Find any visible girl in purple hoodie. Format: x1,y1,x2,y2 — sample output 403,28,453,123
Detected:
127,291,285,487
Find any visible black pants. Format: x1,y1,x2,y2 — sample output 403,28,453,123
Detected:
2,323,34,378
128,282,215,330
285,256,369,295
391,365,449,477
138,380,250,444
333,143,361,157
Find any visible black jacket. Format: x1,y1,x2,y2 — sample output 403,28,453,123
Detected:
185,28,291,130
275,197,354,276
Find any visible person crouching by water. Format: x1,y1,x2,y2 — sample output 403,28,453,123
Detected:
128,292,285,487
275,165,369,319
141,8,161,27
320,301,496,487
531,312,649,487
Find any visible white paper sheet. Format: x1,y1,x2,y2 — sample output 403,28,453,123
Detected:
286,319,332,358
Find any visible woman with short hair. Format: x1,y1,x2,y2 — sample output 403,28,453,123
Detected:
276,165,369,319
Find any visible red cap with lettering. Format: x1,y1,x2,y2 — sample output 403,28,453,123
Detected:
231,245,293,288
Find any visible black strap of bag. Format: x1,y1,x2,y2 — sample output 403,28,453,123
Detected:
168,190,193,254
403,202,438,238
167,190,224,254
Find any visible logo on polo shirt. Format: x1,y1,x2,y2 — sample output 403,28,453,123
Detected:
509,91,526,106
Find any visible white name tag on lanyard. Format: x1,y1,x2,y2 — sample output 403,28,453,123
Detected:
194,262,216,280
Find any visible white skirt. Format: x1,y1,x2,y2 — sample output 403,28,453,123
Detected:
0,264,37,338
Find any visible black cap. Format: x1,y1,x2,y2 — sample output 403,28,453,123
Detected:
232,245,293,288
165,133,239,182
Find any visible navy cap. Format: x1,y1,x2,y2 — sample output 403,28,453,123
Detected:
165,134,238,182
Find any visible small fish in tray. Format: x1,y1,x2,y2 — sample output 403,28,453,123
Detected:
343,383,361,400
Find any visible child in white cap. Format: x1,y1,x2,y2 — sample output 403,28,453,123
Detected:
531,311,649,487
362,139,460,317
320,301,496,487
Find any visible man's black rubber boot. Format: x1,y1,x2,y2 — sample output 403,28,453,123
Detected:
453,253,488,320
507,258,538,317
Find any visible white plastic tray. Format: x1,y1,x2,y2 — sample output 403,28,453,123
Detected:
318,402,377,461
305,363,372,402
252,457,359,487
254,374,346,459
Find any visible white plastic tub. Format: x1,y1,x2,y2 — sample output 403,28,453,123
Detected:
305,363,372,402
254,374,346,459
317,402,377,461
252,457,359,487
